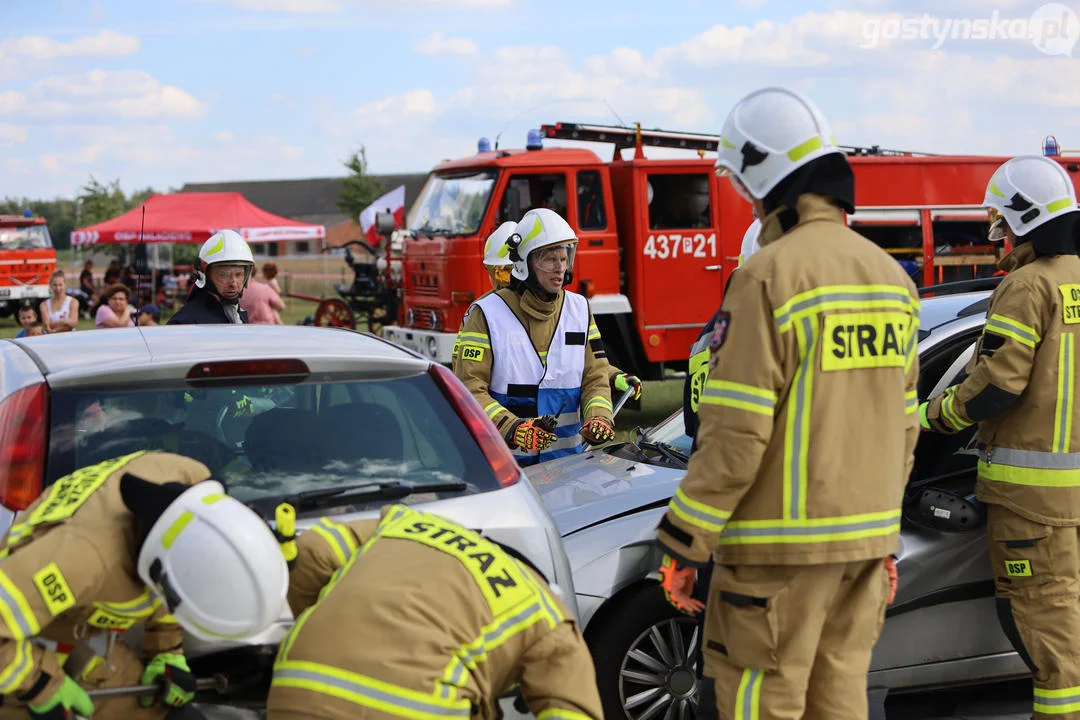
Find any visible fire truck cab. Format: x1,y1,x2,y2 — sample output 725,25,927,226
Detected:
382,124,1080,379
0,213,56,318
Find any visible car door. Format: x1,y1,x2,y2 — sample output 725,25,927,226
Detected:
868,329,1026,690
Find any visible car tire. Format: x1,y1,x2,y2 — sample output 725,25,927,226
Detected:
587,583,702,720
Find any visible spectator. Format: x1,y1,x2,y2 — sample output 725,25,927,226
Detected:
262,261,282,295
136,304,161,326
104,260,121,285
24,323,44,337
94,283,135,328
13,302,40,338
40,269,79,333
77,260,96,314
239,278,286,324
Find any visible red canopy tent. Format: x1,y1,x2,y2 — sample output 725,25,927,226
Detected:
70,192,326,246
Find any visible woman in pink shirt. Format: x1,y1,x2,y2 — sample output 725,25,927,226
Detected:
94,283,136,328
239,279,286,324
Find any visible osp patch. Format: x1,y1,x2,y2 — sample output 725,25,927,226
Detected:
709,311,731,352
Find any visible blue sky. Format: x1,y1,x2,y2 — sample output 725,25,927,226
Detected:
3,0,1080,199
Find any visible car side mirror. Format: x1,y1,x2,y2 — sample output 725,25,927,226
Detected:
911,488,986,532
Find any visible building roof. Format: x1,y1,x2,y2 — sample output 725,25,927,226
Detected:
178,173,430,227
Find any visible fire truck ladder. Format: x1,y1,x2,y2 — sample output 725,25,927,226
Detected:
539,121,938,159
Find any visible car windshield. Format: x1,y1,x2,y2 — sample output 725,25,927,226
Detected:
46,374,498,513
644,410,692,454
408,171,497,236
0,225,52,250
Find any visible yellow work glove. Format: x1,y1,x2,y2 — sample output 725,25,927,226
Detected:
580,417,615,445
659,554,704,615
509,419,557,452
139,653,197,708
613,372,643,401
28,674,94,719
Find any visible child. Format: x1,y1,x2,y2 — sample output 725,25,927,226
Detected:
13,303,40,338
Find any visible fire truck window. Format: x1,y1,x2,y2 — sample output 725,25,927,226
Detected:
0,225,52,251
647,174,710,230
498,174,568,224
934,219,999,283
577,171,606,230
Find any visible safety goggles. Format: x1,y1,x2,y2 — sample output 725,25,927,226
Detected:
714,164,755,204
530,244,576,273
987,208,1007,243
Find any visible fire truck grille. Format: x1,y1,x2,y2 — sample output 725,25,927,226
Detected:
411,273,439,297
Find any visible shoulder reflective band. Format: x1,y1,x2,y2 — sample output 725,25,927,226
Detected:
28,451,148,527
985,313,1040,349
374,509,535,617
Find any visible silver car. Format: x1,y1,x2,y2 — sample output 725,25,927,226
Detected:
0,324,575,715
526,283,1024,720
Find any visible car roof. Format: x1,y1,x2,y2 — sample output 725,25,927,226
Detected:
919,290,992,335
4,325,430,388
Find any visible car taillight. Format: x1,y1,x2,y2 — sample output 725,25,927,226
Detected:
0,383,48,511
186,359,310,382
428,363,520,488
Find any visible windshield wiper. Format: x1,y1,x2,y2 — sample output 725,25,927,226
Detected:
291,480,468,511
636,440,689,465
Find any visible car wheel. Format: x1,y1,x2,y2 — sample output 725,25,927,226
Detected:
588,584,702,720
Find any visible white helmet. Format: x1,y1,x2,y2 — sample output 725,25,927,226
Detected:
483,221,516,267
713,87,844,202
738,219,762,267
984,155,1080,241
196,230,255,291
508,208,578,282
137,480,288,642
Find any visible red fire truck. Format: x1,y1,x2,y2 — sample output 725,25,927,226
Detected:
381,123,1080,379
0,212,56,319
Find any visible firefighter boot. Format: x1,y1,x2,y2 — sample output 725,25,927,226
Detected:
986,503,1080,720
701,559,889,720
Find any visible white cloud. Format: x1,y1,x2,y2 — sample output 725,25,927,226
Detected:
412,30,478,56
193,0,341,12
191,0,509,11
215,131,235,142
0,124,28,147
739,0,766,7
355,89,437,128
0,30,141,59
0,70,205,120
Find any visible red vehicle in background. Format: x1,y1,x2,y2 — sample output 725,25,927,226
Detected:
382,124,1080,379
0,212,56,319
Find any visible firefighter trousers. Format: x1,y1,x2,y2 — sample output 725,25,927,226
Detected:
0,642,170,720
987,502,1080,719
695,558,889,720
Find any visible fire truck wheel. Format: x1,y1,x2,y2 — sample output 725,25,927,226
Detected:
314,299,356,329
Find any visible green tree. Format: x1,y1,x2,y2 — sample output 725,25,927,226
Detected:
76,176,127,227
336,146,383,222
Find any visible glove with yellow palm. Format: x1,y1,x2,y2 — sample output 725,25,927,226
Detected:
580,417,615,446
613,372,643,401
507,418,558,452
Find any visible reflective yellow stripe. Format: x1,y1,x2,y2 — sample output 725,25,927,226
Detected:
1055,335,1075,453
1034,685,1080,714
939,387,973,432
311,519,358,569
456,332,490,349
773,285,917,333
905,390,918,415
0,570,40,639
273,660,471,719
985,313,1040,348
734,668,762,720
700,379,777,416
1047,198,1073,214
784,316,817,519
587,325,601,341
484,401,504,420
787,136,823,162
717,510,901,545
537,710,593,720
0,639,33,693
162,511,194,550
584,396,612,414
668,487,730,533
979,460,1080,487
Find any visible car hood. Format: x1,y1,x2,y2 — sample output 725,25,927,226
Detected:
525,445,684,536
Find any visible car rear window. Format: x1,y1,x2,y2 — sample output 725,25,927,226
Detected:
46,374,498,512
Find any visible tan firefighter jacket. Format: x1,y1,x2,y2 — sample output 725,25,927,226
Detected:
272,504,602,720
925,242,1080,524
656,193,921,566
0,451,207,705
453,287,613,440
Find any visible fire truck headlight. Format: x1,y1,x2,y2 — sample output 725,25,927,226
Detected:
427,337,437,358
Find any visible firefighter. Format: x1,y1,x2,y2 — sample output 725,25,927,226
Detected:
168,230,255,325
455,221,644,405
453,208,616,466
266,503,603,720
0,451,287,720
920,155,1080,720
654,86,918,720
